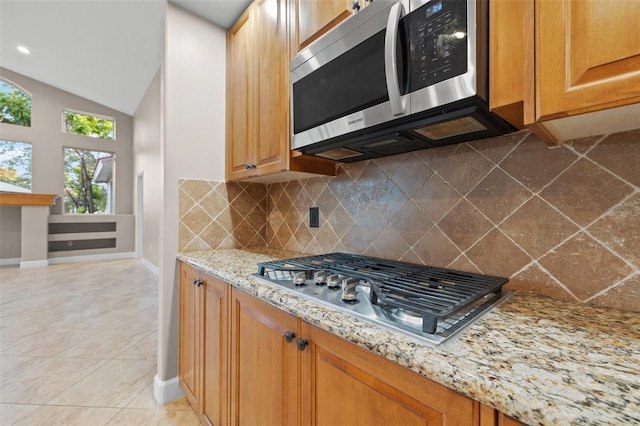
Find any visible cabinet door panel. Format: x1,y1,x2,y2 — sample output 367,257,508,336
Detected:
226,8,254,181
178,264,200,411
301,322,478,426
230,289,299,426
292,0,352,54
314,346,441,426
255,0,288,175
537,0,640,119
201,277,229,426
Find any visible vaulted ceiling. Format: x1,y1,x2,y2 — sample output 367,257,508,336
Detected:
0,0,251,116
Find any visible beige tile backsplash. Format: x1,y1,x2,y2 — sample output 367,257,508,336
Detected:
179,129,640,312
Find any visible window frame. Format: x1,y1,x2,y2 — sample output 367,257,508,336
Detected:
62,108,116,140
62,146,116,214
0,77,32,127
0,139,33,193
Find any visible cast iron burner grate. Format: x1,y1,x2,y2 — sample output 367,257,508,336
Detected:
256,253,508,334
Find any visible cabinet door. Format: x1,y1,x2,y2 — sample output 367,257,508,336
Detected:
226,6,254,181
300,322,479,426
200,276,229,426
291,0,352,55
254,0,289,176
230,289,300,426
178,263,201,411
499,413,527,426
537,0,640,120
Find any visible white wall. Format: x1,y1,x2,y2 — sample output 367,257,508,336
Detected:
0,206,21,260
133,70,162,268
158,2,226,384
0,68,134,213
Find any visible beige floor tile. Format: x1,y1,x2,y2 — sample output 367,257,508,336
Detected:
0,356,47,382
0,358,108,404
110,309,158,331
13,405,121,426
1,329,84,357
57,329,151,359
49,359,155,408
126,384,192,411
0,403,40,425
115,331,157,361
0,259,162,424
105,408,200,426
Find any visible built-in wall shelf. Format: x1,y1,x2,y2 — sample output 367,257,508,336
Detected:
0,192,57,207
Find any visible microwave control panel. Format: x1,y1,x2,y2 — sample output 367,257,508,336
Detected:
408,0,468,93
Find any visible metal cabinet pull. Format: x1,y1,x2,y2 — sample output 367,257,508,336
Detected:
296,338,308,351
284,331,295,343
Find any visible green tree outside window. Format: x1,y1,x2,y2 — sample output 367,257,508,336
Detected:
0,80,31,127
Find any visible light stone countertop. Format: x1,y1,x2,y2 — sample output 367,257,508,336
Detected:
178,248,640,426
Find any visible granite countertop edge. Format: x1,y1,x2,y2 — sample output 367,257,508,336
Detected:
177,248,640,426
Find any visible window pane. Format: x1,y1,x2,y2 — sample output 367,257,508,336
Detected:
63,148,114,214
63,110,115,140
0,80,31,127
0,140,32,193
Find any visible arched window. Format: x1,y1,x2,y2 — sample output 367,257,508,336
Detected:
0,79,31,127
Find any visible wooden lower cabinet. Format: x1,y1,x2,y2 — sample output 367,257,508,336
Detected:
230,288,299,425
179,264,526,426
300,321,479,426
178,263,228,426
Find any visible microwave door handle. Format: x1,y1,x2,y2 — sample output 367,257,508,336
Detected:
385,2,405,116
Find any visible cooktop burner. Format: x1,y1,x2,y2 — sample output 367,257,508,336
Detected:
252,253,511,345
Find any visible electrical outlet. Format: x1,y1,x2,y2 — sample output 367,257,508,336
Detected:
309,207,319,228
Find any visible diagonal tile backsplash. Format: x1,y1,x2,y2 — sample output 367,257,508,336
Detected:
179,128,640,312
178,180,267,252
265,129,640,312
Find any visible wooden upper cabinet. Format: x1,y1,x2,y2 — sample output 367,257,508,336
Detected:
226,0,288,181
489,0,534,130
536,0,640,121
290,0,353,56
490,0,640,144
254,0,289,176
226,0,336,182
226,7,254,181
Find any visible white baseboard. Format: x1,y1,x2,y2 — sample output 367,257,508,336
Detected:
0,257,21,266
141,257,159,275
48,251,136,265
20,259,49,268
154,375,184,405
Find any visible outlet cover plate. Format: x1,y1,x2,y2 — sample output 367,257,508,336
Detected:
310,207,319,228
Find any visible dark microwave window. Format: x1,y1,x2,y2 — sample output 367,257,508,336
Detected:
293,29,406,135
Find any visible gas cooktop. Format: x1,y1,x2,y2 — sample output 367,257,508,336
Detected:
252,253,511,345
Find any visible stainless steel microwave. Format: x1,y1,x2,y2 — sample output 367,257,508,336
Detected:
290,0,515,162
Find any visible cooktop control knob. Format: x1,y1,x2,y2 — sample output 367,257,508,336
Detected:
342,277,358,301
293,271,306,286
313,270,328,285
327,274,342,288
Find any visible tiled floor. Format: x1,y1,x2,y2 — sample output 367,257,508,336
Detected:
0,259,200,425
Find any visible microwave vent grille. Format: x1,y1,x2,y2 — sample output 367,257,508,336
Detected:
415,117,487,140
315,147,363,161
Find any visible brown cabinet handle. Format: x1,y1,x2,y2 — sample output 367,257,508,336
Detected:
284,331,295,343
296,338,308,351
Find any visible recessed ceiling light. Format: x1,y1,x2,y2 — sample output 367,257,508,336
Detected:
17,45,30,55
